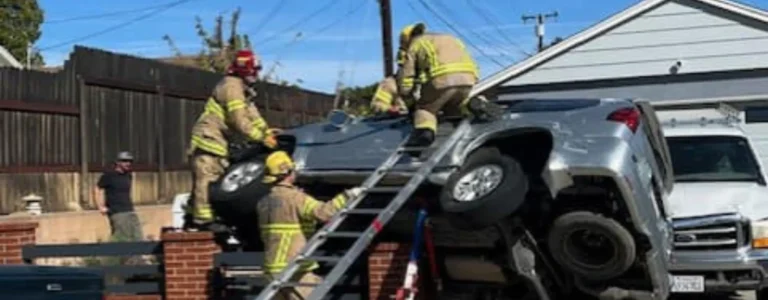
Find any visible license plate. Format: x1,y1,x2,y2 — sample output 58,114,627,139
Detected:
671,275,705,293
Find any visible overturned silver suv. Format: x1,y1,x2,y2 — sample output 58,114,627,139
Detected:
208,98,675,299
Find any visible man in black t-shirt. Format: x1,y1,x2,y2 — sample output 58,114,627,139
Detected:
93,151,143,241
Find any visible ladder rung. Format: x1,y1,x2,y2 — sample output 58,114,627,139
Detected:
367,187,402,193
280,281,320,288
345,208,384,215
302,255,342,263
323,231,364,238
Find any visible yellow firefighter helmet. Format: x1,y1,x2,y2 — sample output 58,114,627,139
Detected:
263,151,295,183
399,23,426,48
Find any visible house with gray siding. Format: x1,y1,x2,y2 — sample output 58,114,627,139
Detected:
471,0,768,167
0,45,21,68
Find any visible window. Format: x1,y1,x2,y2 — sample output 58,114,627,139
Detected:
667,135,762,183
745,106,768,123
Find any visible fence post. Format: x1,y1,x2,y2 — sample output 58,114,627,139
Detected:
155,85,165,203
0,221,38,265
77,75,89,211
161,230,221,300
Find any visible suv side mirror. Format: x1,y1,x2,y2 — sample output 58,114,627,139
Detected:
327,109,351,128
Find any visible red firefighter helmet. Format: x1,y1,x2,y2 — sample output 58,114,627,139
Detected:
228,49,261,77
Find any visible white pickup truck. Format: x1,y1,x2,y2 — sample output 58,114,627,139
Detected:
658,105,768,298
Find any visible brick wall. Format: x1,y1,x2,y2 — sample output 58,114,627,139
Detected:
0,221,38,264
368,242,412,300
162,230,221,300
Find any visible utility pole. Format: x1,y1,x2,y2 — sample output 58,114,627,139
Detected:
379,0,394,77
26,42,31,69
522,11,559,52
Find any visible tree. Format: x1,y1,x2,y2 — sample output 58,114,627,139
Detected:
0,0,45,66
340,82,378,116
163,7,251,73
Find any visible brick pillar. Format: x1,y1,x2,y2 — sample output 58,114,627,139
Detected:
162,231,221,300
0,221,38,265
368,242,412,300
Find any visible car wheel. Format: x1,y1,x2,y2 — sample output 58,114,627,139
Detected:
439,147,529,230
209,160,271,248
547,211,636,281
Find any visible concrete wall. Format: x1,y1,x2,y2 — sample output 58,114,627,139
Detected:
505,0,768,86
0,204,172,245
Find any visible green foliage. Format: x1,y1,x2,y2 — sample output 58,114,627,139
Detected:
0,0,45,66
163,7,251,73
340,82,378,116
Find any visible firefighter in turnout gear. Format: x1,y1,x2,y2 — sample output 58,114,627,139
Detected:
370,76,407,115
396,23,503,147
186,49,280,228
370,49,427,115
257,151,363,299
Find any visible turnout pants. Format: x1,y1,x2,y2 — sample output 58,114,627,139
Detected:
189,151,229,223
413,85,473,134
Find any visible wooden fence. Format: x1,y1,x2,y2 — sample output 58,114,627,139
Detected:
0,45,335,214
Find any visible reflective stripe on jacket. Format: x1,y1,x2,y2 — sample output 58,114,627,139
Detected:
257,185,348,275
187,76,269,157
396,33,479,97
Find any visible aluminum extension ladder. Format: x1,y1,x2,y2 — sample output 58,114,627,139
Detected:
252,118,473,300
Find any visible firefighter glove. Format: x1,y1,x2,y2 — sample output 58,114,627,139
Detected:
344,187,365,199
263,134,278,149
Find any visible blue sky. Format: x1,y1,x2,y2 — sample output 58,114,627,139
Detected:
35,0,768,93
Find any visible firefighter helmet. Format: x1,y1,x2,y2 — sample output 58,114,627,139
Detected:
263,151,295,183
228,49,262,78
399,23,426,47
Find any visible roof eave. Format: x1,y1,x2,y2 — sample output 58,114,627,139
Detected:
470,0,768,98
0,45,22,69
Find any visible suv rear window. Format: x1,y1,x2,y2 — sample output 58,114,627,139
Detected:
498,99,601,113
667,135,763,183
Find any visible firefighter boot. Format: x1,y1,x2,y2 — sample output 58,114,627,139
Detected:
405,128,435,148
467,96,505,122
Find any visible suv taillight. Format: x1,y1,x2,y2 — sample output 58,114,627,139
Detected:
607,107,640,133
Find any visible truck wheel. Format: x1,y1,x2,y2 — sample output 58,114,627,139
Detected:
209,160,271,248
439,147,529,230
210,160,270,210
547,211,636,281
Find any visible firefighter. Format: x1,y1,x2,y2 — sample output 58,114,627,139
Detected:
370,76,407,115
396,23,502,147
257,151,363,299
186,49,280,229
369,49,426,115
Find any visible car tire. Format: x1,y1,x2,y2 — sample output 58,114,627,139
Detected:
439,147,529,230
209,160,271,249
547,211,636,281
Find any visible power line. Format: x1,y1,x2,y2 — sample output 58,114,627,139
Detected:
43,1,182,24
39,0,195,51
464,0,532,57
259,0,368,54
403,0,494,65
249,0,288,37
430,0,516,64
260,0,370,82
252,0,338,47
414,0,506,67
